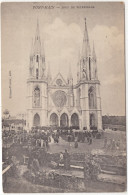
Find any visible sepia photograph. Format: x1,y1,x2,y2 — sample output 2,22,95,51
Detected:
1,2,126,193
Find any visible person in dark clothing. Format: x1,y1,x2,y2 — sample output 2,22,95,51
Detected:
89,137,92,144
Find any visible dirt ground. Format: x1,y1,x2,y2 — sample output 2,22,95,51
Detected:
47,129,126,155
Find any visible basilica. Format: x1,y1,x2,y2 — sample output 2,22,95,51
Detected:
26,19,102,130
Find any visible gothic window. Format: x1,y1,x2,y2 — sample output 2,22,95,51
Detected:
90,113,97,129
34,86,40,107
60,113,69,127
89,57,91,80
50,113,58,126
82,68,87,80
52,90,67,107
36,68,38,79
95,69,97,79
71,113,79,127
36,55,39,62
77,88,81,107
33,113,40,126
56,79,63,86
88,87,96,109
83,70,86,78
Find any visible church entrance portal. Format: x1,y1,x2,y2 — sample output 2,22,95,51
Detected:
60,113,69,127
33,113,40,126
71,113,79,127
50,113,58,126
90,113,97,129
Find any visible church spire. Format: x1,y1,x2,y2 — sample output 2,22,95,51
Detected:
30,38,34,57
92,41,98,80
34,19,41,54
41,40,45,57
77,50,81,82
41,40,45,71
47,62,52,83
82,18,91,58
29,38,34,77
92,41,96,60
29,19,46,79
35,18,40,40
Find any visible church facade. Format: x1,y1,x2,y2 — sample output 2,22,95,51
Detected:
26,19,102,130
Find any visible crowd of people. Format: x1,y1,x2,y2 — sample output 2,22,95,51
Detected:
3,127,122,155
2,128,102,151
4,127,120,191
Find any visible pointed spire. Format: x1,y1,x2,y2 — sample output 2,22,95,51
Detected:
35,18,40,40
30,38,34,57
92,41,98,80
41,41,45,70
41,40,45,57
34,19,41,54
47,62,52,82
82,18,91,58
29,39,34,77
77,51,81,82
92,41,96,60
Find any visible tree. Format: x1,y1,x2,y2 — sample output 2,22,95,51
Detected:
3,109,10,119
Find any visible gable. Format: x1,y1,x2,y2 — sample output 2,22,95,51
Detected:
51,73,67,86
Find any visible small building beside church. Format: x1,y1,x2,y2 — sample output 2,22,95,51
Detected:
26,19,102,131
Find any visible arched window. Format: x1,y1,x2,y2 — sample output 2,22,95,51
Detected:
34,86,40,107
36,68,39,79
33,113,40,126
77,88,81,107
36,55,39,62
90,113,97,129
60,113,69,127
78,88,81,106
71,113,79,127
89,56,91,80
88,87,96,109
50,113,58,126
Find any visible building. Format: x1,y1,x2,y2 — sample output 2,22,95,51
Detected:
26,19,102,130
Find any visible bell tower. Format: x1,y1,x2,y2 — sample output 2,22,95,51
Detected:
26,20,48,130
77,18,102,130
29,19,45,79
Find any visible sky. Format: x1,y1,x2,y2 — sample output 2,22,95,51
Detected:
1,2,125,116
